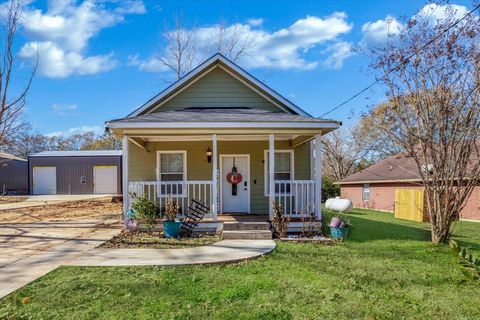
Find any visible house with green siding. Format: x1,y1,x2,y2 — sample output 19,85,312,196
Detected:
107,54,340,222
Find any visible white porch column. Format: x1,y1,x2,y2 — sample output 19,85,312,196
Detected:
122,135,129,218
211,134,218,221
314,134,322,220
268,134,275,220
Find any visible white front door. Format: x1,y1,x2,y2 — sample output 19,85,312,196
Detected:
221,155,249,213
94,166,118,194
33,167,56,195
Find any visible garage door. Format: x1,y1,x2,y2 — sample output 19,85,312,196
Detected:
33,167,56,195
94,166,118,194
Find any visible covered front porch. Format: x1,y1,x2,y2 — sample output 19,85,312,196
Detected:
123,132,323,221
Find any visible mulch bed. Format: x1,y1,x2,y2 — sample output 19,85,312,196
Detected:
101,230,221,249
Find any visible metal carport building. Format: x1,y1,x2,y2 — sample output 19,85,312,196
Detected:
28,150,122,195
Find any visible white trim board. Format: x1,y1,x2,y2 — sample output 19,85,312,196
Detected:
127,53,312,117
156,150,188,197
219,154,251,214
263,150,295,196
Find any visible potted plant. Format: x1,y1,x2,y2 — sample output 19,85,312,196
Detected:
163,195,181,238
329,215,351,240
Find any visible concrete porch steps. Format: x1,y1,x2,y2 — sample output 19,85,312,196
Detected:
223,222,270,231
222,222,272,240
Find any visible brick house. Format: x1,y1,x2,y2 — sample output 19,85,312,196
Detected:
337,152,480,221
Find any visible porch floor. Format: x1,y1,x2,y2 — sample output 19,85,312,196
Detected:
203,214,269,223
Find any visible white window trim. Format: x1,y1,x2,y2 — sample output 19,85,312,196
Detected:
362,183,370,201
156,150,187,197
263,149,294,196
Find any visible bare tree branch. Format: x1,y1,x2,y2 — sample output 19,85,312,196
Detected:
366,2,480,243
0,0,37,147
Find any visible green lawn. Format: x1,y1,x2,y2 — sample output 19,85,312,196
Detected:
1,209,479,320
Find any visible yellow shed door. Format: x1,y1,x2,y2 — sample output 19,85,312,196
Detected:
394,188,428,222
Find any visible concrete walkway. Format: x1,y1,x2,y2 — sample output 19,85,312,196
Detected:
68,240,276,266
0,221,120,299
0,195,113,211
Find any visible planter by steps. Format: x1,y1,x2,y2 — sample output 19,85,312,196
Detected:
164,221,181,238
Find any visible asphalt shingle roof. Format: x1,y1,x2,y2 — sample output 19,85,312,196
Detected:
109,108,337,124
338,153,421,184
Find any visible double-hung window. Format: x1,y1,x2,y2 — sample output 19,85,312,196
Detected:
157,151,186,196
264,150,294,195
362,183,370,201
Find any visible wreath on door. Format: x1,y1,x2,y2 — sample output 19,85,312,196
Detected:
226,157,243,184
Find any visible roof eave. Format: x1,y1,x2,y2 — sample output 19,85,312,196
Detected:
106,120,341,129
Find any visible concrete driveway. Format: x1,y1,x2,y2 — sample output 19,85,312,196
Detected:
0,197,122,299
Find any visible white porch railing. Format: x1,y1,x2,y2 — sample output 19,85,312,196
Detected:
128,181,213,218
274,180,316,217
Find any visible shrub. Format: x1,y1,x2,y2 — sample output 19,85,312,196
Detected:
449,240,480,282
129,192,160,233
272,201,290,238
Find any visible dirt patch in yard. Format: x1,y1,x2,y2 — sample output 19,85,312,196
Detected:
0,196,28,204
101,230,220,249
0,197,122,223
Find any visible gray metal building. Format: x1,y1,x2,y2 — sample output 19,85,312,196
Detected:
28,150,122,195
0,152,28,195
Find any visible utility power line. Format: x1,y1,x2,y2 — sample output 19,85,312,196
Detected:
319,4,480,118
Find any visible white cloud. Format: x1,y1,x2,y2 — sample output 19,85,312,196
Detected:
361,3,470,47
247,18,263,27
361,16,402,47
20,41,116,77
132,13,353,73
419,3,469,24
127,54,168,73
322,41,353,69
114,0,147,14
46,125,104,137
15,0,146,78
51,103,78,116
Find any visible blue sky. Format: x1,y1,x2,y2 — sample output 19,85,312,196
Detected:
10,0,473,136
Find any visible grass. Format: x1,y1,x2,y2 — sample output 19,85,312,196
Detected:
100,231,221,249
1,209,479,320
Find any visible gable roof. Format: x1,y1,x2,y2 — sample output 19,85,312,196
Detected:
338,142,480,185
128,53,312,118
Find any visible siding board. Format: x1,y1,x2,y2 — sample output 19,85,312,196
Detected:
152,68,283,113
128,139,311,214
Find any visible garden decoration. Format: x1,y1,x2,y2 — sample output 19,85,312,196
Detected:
163,195,181,238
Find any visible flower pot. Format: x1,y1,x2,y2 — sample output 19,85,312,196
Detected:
329,217,342,228
163,221,181,238
329,226,349,240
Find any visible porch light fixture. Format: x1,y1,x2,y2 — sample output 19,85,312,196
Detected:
206,147,212,163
